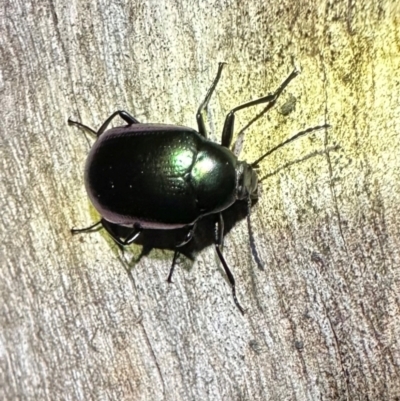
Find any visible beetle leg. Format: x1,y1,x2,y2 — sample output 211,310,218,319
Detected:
167,224,196,282
68,119,97,135
221,68,300,148
71,219,142,247
176,223,197,247
196,62,226,138
71,220,102,234
123,225,142,245
119,111,140,125
214,213,245,314
96,110,140,137
167,249,180,283
69,110,140,138
101,219,142,246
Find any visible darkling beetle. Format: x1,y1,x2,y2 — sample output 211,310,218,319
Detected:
69,63,328,314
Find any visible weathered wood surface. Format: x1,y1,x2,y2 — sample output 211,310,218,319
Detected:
1,1,399,400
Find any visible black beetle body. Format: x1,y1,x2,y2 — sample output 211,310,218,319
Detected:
70,63,327,313
86,124,256,230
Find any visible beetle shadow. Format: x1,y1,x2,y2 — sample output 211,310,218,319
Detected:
111,198,255,269
111,143,340,270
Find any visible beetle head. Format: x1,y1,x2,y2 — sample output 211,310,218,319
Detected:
236,162,258,200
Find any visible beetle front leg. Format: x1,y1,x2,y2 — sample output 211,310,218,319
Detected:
196,63,226,138
221,68,300,149
214,213,245,314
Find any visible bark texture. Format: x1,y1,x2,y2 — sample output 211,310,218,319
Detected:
1,0,399,400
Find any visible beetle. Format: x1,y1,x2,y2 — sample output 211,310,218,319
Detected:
69,63,328,313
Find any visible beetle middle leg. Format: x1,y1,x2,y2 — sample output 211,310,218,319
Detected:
167,223,197,283
214,213,245,314
167,250,180,283
196,62,226,138
221,68,300,148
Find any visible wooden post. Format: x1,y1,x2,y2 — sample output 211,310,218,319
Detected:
1,1,399,399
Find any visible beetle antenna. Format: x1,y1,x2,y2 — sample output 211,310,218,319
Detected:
250,124,330,168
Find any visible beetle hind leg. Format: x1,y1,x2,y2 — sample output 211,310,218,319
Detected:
69,111,140,138
196,63,226,138
71,219,142,247
96,110,140,137
68,119,97,135
71,220,102,233
101,219,142,246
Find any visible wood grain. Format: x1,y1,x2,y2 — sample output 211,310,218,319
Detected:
1,0,399,400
